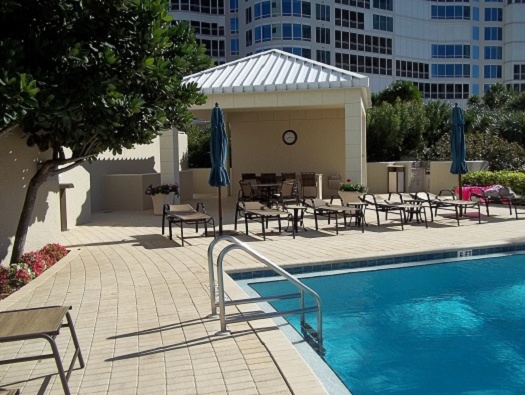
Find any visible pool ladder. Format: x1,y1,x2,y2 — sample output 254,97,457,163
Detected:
208,235,324,354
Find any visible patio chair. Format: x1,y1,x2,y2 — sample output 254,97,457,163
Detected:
300,172,317,203
235,201,293,240
260,173,277,184
308,198,365,234
163,203,215,246
0,306,85,395
241,173,257,181
281,172,296,181
238,179,257,202
273,179,299,208
328,175,341,203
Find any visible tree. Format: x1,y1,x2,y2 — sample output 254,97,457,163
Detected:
186,123,212,168
371,80,423,106
0,0,213,262
366,99,427,161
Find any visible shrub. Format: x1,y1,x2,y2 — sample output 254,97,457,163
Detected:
0,243,68,299
40,243,68,267
462,170,525,196
6,263,34,291
0,266,10,294
20,251,47,276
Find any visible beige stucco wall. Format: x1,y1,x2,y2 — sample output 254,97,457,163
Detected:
86,137,162,212
103,173,160,211
0,128,61,264
59,148,92,227
227,109,346,198
429,161,489,194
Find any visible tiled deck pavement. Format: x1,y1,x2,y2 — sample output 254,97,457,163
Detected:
1,195,524,394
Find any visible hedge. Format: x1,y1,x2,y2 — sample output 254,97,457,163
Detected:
462,171,525,196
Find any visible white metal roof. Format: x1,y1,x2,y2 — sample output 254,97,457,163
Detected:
183,49,369,94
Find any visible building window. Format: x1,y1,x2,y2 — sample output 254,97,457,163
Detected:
373,14,393,32
484,27,502,40
417,83,469,100
396,60,429,79
336,31,392,55
316,4,331,21
335,53,392,75
431,44,470,59
484,46,502,60
230,17,238,34
246,7,252,24
485,8,502,21
282,0,308,17
246,30,253,46
281,46,311,58
431,5,471,20
230,38,239,55
316,27,331,44
335,0,370,9
373,0,393,11
335,9,365,29
229,0,238,13
472,26,479,40
316,50,331,65
484,65,502,78
513,64,525,80
254,1,271,20
431,64,471,78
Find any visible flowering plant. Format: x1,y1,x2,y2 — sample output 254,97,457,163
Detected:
339,179,367,193
145,183,180,196
0,243,68,298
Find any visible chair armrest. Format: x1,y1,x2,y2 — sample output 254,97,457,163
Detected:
439,189,457,199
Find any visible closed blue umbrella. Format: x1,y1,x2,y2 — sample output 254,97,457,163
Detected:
450,104,468,200
209,103,230,234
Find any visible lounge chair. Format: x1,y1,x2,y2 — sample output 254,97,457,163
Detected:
359,193,406,229
163,203,215,246
469,186,523,218
308,198,365,234
235,201,293,240
238,179,258,202
410,190,455,221
0,306,84,395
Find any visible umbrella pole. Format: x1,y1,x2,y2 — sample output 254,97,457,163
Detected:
218,186,223,235
458,174,462,200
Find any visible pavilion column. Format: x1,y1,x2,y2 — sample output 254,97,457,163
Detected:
159,128,189,204
344,91,367,185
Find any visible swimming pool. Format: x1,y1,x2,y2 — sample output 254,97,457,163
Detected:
248,254,525,394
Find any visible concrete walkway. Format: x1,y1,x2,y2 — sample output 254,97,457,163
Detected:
1,195,524,394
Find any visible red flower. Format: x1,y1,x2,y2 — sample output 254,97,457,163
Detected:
347,179,351,182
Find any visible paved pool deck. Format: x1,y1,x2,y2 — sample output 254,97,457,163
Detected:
1,195,524,394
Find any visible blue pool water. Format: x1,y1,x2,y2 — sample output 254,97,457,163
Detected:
249,255,525,394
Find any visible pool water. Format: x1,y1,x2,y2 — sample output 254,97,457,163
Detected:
249,255,525,394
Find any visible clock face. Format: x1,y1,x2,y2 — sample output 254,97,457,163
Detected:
283,130,297,145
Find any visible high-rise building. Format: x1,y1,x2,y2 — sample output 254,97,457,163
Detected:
169,0,525,101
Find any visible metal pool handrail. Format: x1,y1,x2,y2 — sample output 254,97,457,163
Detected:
207,235,323,351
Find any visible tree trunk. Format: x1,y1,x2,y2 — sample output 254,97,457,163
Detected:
10,163,52,263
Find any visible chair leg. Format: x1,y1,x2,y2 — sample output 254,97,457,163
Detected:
169,221,173,240
314,212,319,230
180,222,184,246
44,334,71,395
261,218,266,240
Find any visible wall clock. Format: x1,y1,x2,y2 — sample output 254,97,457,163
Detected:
282,130,297,145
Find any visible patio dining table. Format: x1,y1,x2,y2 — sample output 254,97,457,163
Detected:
255,183,281,202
